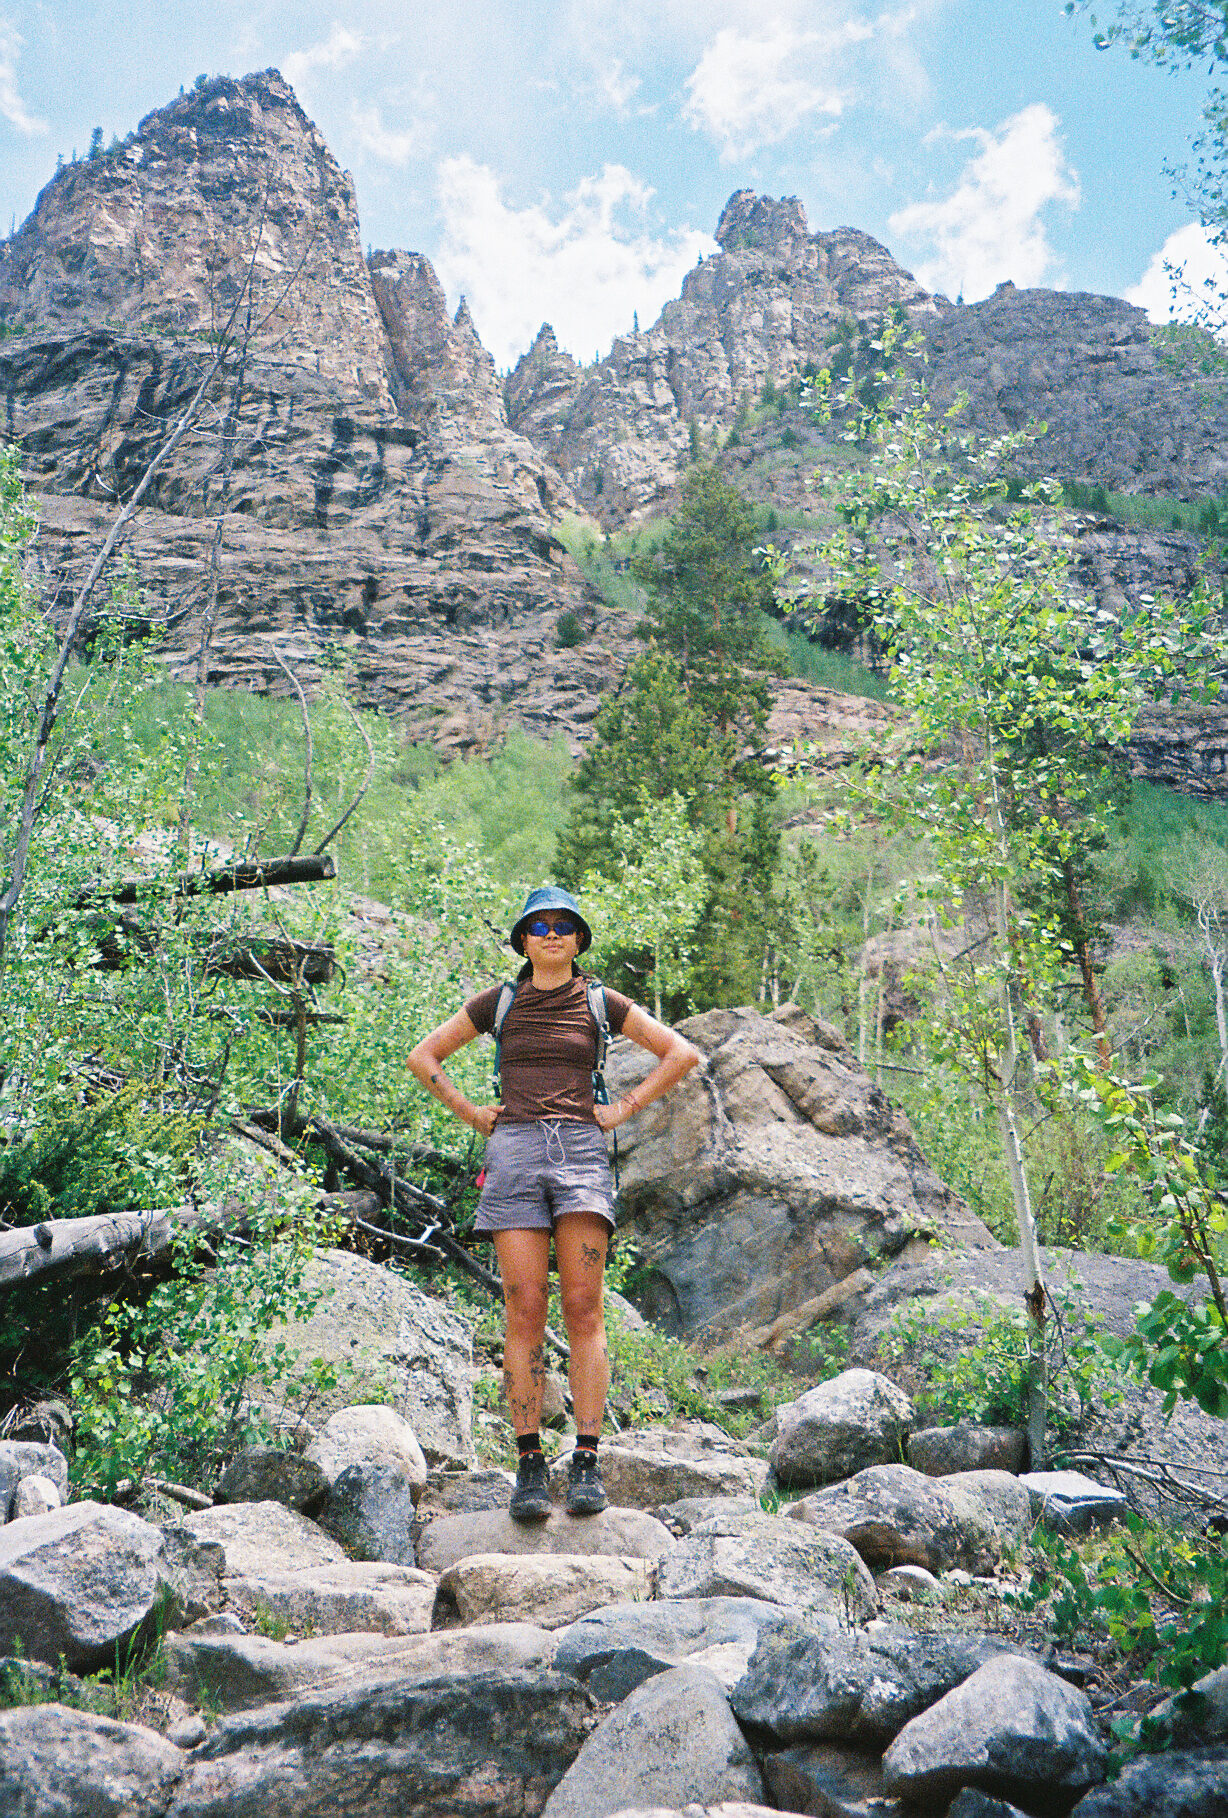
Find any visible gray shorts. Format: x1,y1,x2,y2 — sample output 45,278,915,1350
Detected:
474,1119,616,1234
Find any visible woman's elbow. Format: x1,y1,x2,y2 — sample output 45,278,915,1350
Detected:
672,1034,703,1075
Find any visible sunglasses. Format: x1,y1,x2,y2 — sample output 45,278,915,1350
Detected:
524,916,577,938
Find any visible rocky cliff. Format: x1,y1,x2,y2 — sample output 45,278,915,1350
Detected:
3,80,1228,788
506,189,938,523
0,72,621,756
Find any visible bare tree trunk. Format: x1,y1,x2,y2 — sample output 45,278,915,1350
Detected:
858,862,873,1067
1064,858,1111,1070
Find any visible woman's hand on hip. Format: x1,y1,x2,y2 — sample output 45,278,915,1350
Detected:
594,1097,635,1133
470,1104,502,1138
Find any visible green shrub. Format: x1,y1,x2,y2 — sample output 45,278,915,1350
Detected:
555,610,585,648
69,1184,343,1496
0,1087,201,1228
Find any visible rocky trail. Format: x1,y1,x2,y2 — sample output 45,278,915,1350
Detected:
4,1000,1228,1815
4,1352,1227,1818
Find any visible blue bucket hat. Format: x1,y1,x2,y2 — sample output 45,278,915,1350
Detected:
511,884,592,954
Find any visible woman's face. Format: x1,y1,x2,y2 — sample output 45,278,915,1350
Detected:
522,912,581,966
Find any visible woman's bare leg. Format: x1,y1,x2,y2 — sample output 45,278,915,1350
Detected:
492,1228,552,1435
554,1213,610,1434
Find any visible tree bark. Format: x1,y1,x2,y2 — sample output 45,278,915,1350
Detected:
75,853,336,908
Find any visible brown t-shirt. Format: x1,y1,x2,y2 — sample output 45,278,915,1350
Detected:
464,974,633,1123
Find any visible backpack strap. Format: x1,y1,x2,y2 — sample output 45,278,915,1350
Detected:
585,978,620,1192
586,978,610,1099
491,980,518,1100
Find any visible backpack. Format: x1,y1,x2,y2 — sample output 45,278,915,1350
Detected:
491,975,619,1184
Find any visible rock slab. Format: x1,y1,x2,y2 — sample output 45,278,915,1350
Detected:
554,1597,790,1701
418,1505,674,1573
656,1507,877,1625
789,1463,1008,1573
440,1552,652,1630
0,1703,184,1818
167,1668,596,1818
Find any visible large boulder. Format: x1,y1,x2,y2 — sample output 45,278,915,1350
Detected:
0,1502,176,1672
881,1655,1106,1812
163,1616,557,1714
274,1250,475,1466
554,1598,791,1701
165,1503,435,1635
605,1005,993,1339
542,1665,765,1818
440,1553,653,1629
417,1506,675,1573
0,1703,185,1817
770,1370,914,1488
788,1463,1007,1574
655,1507,877,1625
731,1619,1027,1746
308,1403,429,1489
1069,1745,1228,1817
908,1425,1027,1477
166,1668,597,1817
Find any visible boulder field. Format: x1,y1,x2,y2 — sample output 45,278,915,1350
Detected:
3,1341,1225,1818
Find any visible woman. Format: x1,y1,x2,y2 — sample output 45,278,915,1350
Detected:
407,885,701,1521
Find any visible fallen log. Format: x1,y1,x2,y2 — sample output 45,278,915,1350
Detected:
90,925,337,985
0,1207,178,1293
74,852,337,908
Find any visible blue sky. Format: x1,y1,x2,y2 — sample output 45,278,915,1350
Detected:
0,2,1220,368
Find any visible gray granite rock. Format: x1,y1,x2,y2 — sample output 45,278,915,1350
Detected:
881,1655,1106,1811
731,1619,1026,1747
651,1496,762,1535
656,1506,877,1625
1069,1745,1228,1816
163,1619,557,1713
11,1474,61,1519
216,1446,328,1512
417,1505,675,1573
770,1370,914,1489
789,1463,1005,1573
761,1741,905,1818
908,1425,1027,1477
554,1597,791,1701
0,1501,176,1671
542,1665,765,1818
607,1007,988,1342
1022,1471,1129,1535
275,1252,476,1466
548,1439,764,1510
0,1441,70,1517
0,1703,184,1817
318,1461,420,1565
166,1668,597,1817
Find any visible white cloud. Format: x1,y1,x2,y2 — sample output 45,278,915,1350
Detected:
1127,220,1228,326
887,104,1080,299
599,59,641,114
682,24,849,160
350,102,429,166
433,156,716,369
282,23,365,94
0,19,46,136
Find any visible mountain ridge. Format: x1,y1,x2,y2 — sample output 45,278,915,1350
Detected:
2,69,1227,789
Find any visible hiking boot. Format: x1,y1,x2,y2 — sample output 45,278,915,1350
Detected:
509,1450,552,1522
566,1448,607,1515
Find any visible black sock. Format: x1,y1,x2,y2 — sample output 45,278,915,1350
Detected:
517,1432,543,1459
575,1433,599,1457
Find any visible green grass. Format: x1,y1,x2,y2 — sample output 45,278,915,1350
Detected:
1061,480,1228,536
1098,780,1228,921
104,676,574,900
766,621,891,701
